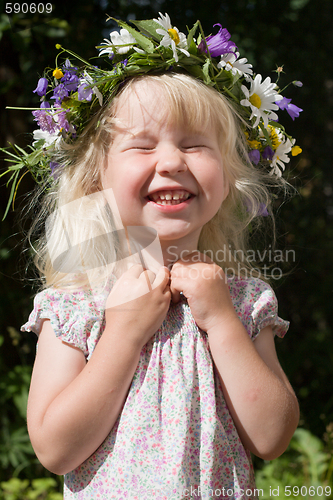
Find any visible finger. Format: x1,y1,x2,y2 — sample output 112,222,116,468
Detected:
152,266,170,289
125,263,145,278
170,261,186,277
139,269,156,283
169,277,182,303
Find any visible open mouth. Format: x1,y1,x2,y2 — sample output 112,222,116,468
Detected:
147,189,193,206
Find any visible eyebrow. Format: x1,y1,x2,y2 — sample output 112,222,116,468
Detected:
119,129,157,142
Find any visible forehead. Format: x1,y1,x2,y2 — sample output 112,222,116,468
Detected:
112,82,164,132
111,78,217,136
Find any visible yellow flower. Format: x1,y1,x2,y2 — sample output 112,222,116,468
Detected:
167,28,180,45
291,145,302,156
268,126,282,151
53,68,64,79
247,139,261,150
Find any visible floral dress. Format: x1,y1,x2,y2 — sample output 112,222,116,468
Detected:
21,275,289,500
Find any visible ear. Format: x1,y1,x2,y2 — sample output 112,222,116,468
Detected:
222,176,230,202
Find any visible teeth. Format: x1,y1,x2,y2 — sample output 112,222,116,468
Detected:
149,190,191,204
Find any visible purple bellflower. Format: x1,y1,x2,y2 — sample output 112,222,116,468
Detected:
51,83,69,104
199,24,237,57
245,198,269,217
50,161,60,173
61,72,79,92
33,77,48,97
248,149,260,165
78,83,93,102
61,61,79,92
258,204,269,216
276,97,303,121
49,161,63,179
262,146,274,161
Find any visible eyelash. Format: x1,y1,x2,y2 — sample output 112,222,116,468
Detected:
183,145,206,150
128,144,207,151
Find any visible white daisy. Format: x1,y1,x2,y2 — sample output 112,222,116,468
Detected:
33,129,61,148
270,138,293,176
259,124,284,150
99,28,137,56
217,49,253,79
154,12,190,62
240,74,283,128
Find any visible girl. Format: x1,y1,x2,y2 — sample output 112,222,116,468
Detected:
17,14,301,500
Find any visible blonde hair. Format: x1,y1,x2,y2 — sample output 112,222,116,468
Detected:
27,72,287,289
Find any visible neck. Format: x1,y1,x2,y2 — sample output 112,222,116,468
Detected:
115,229,201,276
160,233,200,269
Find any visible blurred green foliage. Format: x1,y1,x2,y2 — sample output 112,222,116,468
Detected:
0,0,332,495
256,427,333,499
0,478,62,500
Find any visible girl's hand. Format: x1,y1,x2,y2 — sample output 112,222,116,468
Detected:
170,252,237,333
105,265,171,348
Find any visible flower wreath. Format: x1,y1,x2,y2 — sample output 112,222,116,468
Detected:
1,12,302,218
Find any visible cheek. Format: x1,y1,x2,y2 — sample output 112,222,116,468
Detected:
103,171,146,225
102,158,137,199
202,162,228,205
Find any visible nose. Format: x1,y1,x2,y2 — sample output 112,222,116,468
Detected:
155,146,187,176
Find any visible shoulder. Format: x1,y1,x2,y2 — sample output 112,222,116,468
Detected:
21,277,116,358
227,275,289,339
227,275,274,306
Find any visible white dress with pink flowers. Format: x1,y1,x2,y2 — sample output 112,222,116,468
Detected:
22,275,289,500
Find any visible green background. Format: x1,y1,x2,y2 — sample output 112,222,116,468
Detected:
0,0,332,497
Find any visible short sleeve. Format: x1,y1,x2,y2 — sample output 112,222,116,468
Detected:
228,276,289,340
21,286,108,359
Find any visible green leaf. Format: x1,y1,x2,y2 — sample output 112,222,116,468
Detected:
185,64,206,80
130,19,162,41
259,122,273,146
3,169,20,220
202,58,212,84
187,20,199,49
114,19,155,54
10,143,28,157
187,38,198,56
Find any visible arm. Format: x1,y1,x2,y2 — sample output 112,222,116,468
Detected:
27,265,170,475
170,254,299,460
207,321,299,460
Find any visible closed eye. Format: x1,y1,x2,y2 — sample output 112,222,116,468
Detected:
182,145,207,151
181,137,211,150
124,144,155,151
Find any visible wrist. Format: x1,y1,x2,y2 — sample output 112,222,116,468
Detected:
104,315,151,351
206,309,241,338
